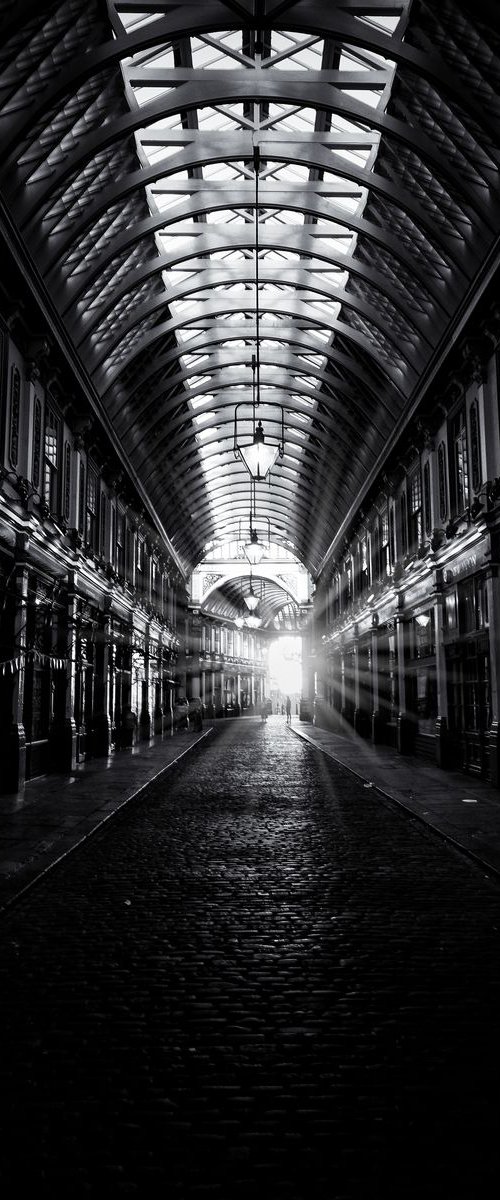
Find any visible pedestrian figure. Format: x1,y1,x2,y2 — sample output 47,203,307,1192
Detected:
285,695,292,724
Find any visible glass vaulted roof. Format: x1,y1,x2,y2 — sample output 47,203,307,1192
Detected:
0,1,499,578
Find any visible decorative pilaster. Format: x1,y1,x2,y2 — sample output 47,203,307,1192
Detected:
396,611,415,754
371,615,384,743
139,625,151,740
48,570,78,772
2,533,29,793
91,605,112,757
485,567,500,785
433,579,450,769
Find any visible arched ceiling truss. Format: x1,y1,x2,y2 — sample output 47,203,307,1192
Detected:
0,0,499,578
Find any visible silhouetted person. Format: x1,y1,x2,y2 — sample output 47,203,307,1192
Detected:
286,696,291,724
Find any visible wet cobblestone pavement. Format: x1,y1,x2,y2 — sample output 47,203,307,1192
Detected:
1,718,499,1198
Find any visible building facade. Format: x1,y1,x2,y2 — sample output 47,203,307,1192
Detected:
313,296,500,785
0,302,267,795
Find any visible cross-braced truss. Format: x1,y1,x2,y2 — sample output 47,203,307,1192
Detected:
0,0,499,580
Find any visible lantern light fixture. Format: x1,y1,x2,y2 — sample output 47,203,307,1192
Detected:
245,612,262,629
233,145,284,480
244,571,259,611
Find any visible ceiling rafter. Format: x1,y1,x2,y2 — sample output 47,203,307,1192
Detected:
0,1,499,581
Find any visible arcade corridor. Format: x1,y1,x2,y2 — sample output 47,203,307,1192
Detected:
1,719,499,1198
1,3,500,1193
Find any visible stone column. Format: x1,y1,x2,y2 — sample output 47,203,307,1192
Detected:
48,569,78,771
371,615,383,743
433,579,450,769
2,533,29,793
139,624,151,741
486,567,500,784
340,646,347,722
396,611,414,754
91,605,112,757
163,650,174,738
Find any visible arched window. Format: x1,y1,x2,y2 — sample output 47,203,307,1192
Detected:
469,399,481,493
423,461,432,534
438,442,448,520
9,365,20,469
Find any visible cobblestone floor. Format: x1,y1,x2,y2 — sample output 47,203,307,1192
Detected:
1,719,499,1198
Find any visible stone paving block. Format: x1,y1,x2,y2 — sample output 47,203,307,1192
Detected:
0,719,499,1198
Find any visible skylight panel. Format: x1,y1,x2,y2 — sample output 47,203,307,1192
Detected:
334,147,373,168
132,86,169,106
325,193,365,215
272,40,324,71
206,210,246,225
263,249,300,265
119,10,164,34
203,163,241,181
293,376,317,391
176,328,202,343
272,162,311,183
210,249,248,263
309,328,331,344
343,89,385,109
189,394,213,410
141,113,185,134
197,107,241,132
291,394,316,407
298,353,326,368
354,14,401,35
191,35,241,69
193,412,216,426
309,269,350,289
274,108,318,133
141,144,181,166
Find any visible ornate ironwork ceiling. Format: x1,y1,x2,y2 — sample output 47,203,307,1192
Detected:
0,1,499,578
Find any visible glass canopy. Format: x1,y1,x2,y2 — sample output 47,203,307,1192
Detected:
0,1,498,579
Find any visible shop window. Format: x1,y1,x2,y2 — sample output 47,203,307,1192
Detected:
414,610,435,658
445,591,458,633
438,442,448,520
43,404,61,514
469,399,481,494
458,577,488,635
152,557,161,604
358,536,369,595
475,576,489,629
463,645,490,733
9,365,20,469
399,492,408,556
100,491,107,556
126,527,135,582
114,508,122,576
450,407,470,515
86,466,98,550
376,511,391,578
416,669,437,724
78,459,85,535
343,558,352,608
408,469,422,551
423,461,431,535
63,441,71,522
32,396,42,488
332,574,341,619
389,504,396,565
